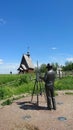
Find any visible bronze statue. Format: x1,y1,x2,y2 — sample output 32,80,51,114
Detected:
40,63,56,110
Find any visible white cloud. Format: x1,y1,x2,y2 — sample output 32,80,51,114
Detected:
0,62,19,74
66,57,73,62
0,59,3,64
0,18,6,25
51,47,57,50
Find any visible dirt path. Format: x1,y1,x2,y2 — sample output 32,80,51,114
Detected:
0,91,73,130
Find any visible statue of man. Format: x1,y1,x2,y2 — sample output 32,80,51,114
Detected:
40,63,56,110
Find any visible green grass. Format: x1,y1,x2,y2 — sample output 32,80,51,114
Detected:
0,74,73,100
55,76,73,90
0,74,20,85
0,81,44,100
65,92,73,95
0,73,34,100
1,99,12,106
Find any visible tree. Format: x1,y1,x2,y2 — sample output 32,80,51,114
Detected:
63,61,73,71
40,64,46,73
51,62,59,71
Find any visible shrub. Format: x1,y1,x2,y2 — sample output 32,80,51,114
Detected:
1,99,12,106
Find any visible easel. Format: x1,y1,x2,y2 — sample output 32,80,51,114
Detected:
31,61,42,106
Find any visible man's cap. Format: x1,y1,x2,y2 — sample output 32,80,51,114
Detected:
46,63,52,68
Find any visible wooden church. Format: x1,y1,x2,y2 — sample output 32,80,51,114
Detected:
17,52,34,73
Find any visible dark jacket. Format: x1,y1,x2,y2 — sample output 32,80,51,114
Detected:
44,69,55,87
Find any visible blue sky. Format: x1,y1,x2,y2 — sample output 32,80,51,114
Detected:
0,0,73,74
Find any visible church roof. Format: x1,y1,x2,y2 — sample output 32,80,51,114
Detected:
18,53,34,72
23,54,34,69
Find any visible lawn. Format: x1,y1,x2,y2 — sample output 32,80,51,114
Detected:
0,74,73,100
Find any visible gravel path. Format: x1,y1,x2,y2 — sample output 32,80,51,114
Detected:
0,91,73,130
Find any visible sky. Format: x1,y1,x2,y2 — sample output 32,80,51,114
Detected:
0,0,73,74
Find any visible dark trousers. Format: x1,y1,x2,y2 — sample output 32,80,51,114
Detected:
45,85,56,110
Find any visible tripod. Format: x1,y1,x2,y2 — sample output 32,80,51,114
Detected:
31,78,39,106
31,61,46,106
31,77,45,106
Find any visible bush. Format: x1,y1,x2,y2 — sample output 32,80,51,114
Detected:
1,99,12,106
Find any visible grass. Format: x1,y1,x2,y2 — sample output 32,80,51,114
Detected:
65,92,73,95
54,91,58,96
0,74,73,101
0,74,20,85
55,76,73,90
0,73,36,100
1,99,12,106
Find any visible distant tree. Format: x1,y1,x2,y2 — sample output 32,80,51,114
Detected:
40,64,46,73
51,62,59,71
39,62,59,72
62,61,73,71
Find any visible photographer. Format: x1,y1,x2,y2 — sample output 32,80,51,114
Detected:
40,63,56,110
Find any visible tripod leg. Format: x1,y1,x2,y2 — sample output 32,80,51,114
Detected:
31,81,36,102
31,80,39,106
36,81,39,106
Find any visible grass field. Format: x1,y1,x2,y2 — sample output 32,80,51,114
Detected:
0,74,73,101
0,73,34,100
55,76,73,90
